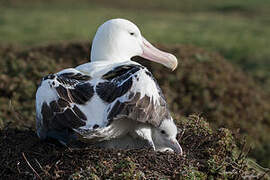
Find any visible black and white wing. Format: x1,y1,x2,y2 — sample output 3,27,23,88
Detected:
36,68,94,141
36,63,171,143
97,64,171,127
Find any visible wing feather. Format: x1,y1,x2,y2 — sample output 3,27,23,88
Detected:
36,69,94,140
96,64,171,127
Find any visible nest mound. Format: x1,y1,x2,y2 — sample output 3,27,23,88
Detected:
0,115,261,179
0,41,269,167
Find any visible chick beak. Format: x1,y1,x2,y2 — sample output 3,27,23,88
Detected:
169,139,183,155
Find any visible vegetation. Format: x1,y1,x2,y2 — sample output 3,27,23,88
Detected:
1,115,267,179
0,0,270,90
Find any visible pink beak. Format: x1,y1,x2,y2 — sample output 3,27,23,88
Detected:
140,37,178,71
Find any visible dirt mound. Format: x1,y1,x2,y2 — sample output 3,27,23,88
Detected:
0,41,270,167
0,115,262,179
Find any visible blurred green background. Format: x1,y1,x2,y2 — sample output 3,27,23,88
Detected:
1,0,270,89
1,0,270,168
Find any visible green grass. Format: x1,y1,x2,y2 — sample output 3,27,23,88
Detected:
0,0,270,89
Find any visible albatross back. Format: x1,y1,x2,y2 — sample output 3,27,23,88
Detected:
36,62,171,144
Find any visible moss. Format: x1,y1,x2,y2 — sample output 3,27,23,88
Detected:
69,167,100,180
177,115,257,179
180,166,207,179
69,156,145,179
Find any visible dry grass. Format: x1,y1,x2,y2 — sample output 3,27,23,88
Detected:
1,115,268,179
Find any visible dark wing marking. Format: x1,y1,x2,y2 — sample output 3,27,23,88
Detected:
60,72,91,81
55,72,91,86
53,72,94,105
37,70,94,140
102,64,143,80
96,65,142,103
102,65,171,127
107,92,170,127
41,101,86,130
56,85,71,102
96,79,132,103
69,83,94,104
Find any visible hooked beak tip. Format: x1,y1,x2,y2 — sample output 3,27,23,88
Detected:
170,140,183,155
141,37,179,71
170,54,178,71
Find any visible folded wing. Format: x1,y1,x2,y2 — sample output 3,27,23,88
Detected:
36,69,94,141
98,64,171,127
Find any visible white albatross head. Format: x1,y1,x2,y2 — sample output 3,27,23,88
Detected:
152,119,183,155
91,18,178,70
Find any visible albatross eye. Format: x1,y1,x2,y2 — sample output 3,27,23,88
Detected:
161,130,166,135
129,32,135,36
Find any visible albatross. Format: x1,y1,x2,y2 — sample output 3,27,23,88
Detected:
36,18,182,154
